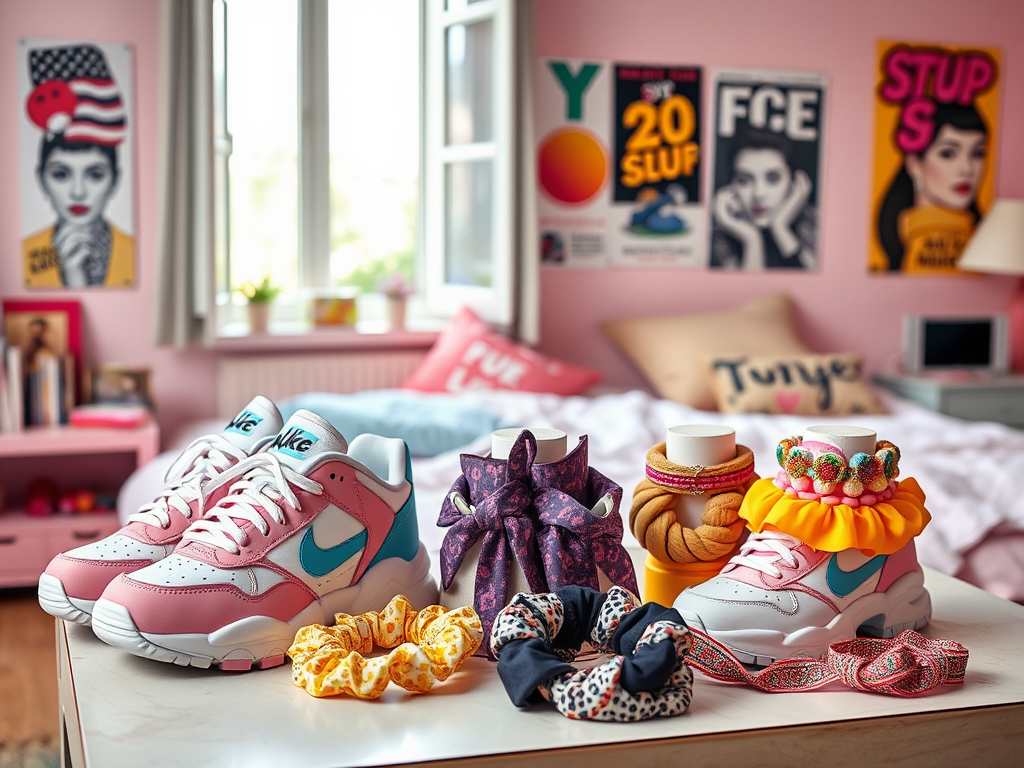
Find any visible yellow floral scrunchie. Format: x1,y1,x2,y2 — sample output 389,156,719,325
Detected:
289,595,483,699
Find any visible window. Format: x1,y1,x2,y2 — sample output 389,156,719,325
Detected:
212,0,516,336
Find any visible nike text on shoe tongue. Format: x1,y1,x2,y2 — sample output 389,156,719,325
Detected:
220,395,286,452
268,409,348,471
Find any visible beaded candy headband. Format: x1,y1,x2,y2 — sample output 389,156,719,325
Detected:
774,436,901,509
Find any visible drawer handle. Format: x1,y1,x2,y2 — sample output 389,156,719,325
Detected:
0,536,16,545
72,530,102,540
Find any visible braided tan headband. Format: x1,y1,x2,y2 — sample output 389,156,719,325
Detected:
631,444,758,564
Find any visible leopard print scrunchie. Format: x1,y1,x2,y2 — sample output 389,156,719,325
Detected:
490,587,693,722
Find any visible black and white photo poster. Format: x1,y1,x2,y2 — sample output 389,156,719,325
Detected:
709,69,827,271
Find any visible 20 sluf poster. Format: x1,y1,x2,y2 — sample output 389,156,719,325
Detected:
868,41,1001,275
18,39,136,289
708,68,827,272
537,59,705,269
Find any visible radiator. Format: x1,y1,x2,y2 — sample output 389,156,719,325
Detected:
216,349,428,417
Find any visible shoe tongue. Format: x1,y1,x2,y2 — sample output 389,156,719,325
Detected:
268,409,348,470
220,395,285,451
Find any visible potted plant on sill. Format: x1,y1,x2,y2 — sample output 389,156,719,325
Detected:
238,275,282,334
378,273,414,331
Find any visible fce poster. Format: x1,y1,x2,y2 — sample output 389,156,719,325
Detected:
537,59,705,269
709,69,827,271
18,39,136,289
868,41,1001,275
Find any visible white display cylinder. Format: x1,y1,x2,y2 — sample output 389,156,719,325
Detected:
491,427,568,464
665,425,737,529
803,425,876,458
666,424,737,466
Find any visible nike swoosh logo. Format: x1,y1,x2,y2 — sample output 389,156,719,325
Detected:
299,526,368,578
826,553,888,598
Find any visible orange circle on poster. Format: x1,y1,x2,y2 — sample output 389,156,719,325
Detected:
538,127,608,205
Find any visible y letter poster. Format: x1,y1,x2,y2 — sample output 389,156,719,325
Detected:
18,39,136,289
709,69,827,271
536,59,705,269
869,41,1000,275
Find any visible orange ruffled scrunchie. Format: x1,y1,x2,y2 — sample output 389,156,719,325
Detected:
289,595,483,699
738,477,930,555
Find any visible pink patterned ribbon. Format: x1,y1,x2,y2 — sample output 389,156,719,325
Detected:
687,628,968,697
645,464,755,494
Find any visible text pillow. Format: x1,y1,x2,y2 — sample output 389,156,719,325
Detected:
705,353,886,415
601,293,809,410
403,306,602,395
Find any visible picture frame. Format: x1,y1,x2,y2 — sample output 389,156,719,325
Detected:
903,314,1009,373
2,297,83,400
85,365,152,407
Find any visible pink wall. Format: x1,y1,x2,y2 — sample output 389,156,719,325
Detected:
2,0,1021,441
0,0,215,444
535,0,1023,389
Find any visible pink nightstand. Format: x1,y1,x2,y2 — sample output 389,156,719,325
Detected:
0,421,160,588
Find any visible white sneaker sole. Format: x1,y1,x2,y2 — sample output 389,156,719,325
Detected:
677,570,932,666
37,573,96,626
92,545,439,671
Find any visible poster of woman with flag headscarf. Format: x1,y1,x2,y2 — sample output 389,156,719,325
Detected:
18,40,135,288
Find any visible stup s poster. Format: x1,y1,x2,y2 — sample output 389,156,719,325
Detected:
868,41,1001,275
709,69,827,271
536,59,705,269
18,39,136,289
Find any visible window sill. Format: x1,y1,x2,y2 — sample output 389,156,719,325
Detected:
211,320,443,353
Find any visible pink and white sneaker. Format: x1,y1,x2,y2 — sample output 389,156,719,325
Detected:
673,530,931,665
37,396,283,625
91,409,437,670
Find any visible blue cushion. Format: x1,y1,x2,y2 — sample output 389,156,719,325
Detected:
277,390,503,457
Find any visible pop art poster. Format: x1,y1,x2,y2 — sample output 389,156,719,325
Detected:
18,39,135,289
709,69,827,271
610,64,703,267
536,58,705,269
869,41,1000,275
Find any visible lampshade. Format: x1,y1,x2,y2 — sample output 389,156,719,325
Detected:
958,199,1024,275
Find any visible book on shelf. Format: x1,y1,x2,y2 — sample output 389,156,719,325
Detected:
70,403,151,429
2,345,23,433
0,349,75,431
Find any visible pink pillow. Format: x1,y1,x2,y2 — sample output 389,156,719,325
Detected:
402,306,602,395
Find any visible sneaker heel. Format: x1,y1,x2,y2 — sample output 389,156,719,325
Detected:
870,586,932,638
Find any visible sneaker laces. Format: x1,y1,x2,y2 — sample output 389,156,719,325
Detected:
127,434,249,529
181,453,322,555
728,530,804,579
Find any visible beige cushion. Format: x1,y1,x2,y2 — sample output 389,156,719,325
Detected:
601,293,809,409
706,352,886,415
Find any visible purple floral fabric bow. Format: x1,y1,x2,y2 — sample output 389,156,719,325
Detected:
437,430,639,644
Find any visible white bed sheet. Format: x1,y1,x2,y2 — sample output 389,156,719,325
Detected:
410,388,1024,589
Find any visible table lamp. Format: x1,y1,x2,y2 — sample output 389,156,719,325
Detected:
958,199,1024,372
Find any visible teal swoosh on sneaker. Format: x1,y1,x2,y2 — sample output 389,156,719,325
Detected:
299,527,368,579
826,553,888,598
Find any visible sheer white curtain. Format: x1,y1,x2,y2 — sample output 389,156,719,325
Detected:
152,0,536,345
153,0,213,347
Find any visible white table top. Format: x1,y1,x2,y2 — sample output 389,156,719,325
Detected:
63,567,1024,767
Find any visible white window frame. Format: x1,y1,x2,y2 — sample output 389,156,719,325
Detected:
212,0,516,336
422,0,515,328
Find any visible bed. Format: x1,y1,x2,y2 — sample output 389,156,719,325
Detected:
122,386,1024,604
